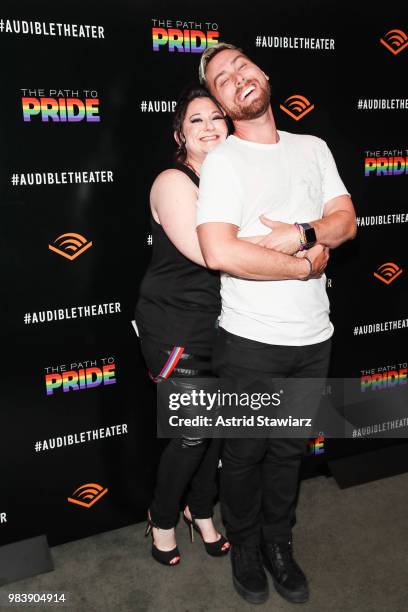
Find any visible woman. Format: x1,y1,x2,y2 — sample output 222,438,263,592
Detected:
135,85,231,566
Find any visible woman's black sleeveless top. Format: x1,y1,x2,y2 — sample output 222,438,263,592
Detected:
135,164,220,352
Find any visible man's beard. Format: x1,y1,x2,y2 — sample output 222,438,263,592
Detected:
226,79,271,121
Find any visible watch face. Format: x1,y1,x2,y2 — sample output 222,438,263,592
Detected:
304,226,317,245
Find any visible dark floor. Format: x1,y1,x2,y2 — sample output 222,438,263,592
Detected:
1,473,407,612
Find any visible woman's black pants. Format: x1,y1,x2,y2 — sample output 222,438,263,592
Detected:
140,338,222,529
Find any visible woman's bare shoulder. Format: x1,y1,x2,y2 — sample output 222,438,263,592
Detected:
153,167,194,188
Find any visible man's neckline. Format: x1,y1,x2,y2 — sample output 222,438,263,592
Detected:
228,131,283,149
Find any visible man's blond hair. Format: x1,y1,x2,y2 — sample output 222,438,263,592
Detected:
199,42,243,86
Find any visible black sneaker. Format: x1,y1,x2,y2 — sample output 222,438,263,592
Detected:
230,542,269,605
261,539,309,603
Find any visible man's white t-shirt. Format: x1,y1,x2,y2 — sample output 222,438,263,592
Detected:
196,131,350,346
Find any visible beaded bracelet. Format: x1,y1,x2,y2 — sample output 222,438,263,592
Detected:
294,222,307,250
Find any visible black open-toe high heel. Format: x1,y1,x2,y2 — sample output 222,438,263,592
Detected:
183,510,230,557
145,513,181,566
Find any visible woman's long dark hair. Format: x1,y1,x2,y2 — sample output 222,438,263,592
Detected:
173,84,232,163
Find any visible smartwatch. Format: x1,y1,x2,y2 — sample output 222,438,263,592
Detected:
299,223,316,249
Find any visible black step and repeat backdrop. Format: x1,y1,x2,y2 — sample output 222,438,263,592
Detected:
1,0,407,547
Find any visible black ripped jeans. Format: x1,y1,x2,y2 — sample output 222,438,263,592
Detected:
140,337,222,529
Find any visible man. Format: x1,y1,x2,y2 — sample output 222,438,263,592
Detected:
196,43,356,605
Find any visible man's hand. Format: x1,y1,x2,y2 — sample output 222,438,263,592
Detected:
296,244,329,279
258,217,301,254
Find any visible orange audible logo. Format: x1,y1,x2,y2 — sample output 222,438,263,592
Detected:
67,483,108,508
373,262,403,285
49,232,92,261
280,94,314,121
380,29,408,55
